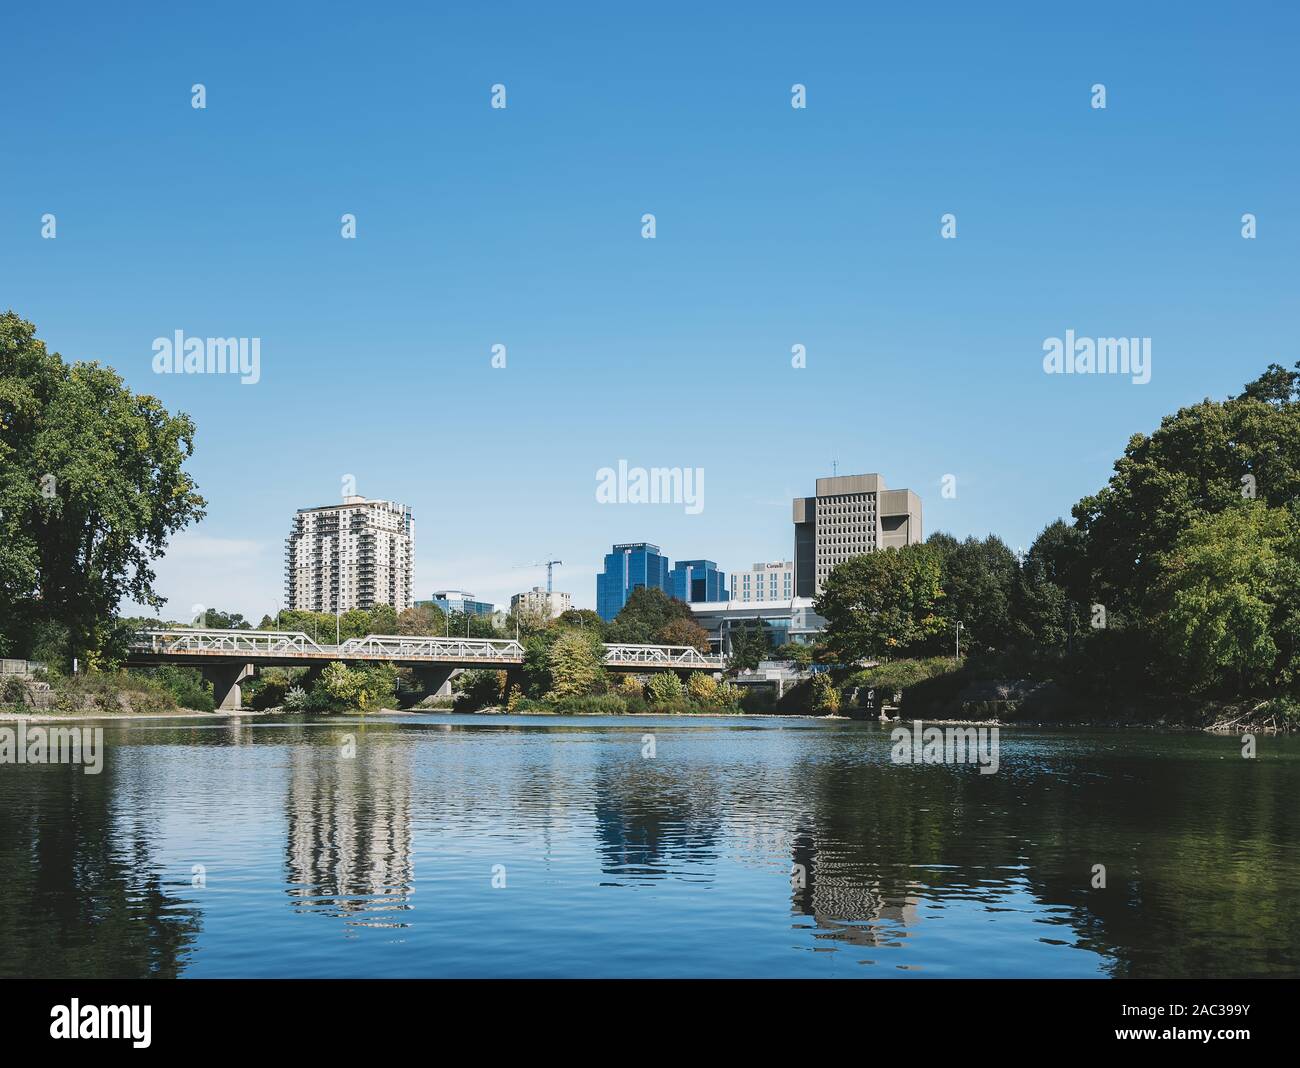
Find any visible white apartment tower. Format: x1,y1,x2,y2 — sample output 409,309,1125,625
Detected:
285,496,414,613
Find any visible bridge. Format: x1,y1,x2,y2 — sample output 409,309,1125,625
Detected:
126,629,725,709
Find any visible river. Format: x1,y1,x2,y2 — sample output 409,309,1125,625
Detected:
0,713,1295,978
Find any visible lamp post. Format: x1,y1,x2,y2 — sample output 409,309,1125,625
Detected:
955,620,963,662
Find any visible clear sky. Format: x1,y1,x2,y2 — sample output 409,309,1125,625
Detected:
3,1,1297,618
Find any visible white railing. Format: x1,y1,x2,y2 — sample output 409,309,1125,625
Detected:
602,643,725,668
129,630,722,669
135,629,328,655
337,634,525,661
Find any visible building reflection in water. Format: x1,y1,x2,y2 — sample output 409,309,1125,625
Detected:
789,821,920,952
591,764,720,882
284,733,414,926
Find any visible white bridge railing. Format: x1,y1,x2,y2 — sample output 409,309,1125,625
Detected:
134,629,328,655
338,635,525,660
602,643,725,668
130,630,724,669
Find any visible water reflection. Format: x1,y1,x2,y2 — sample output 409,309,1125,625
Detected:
0,716,1296,977
0,749,201,977
284,729,414,925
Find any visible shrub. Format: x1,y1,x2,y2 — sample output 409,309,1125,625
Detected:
646,671,685,705
811,672,841,714
454,669,505,711
687,672,718,704
282,685,310,711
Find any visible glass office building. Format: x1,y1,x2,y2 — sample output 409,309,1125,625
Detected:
424,590,496,618
669,559,728,604
596,542,671,621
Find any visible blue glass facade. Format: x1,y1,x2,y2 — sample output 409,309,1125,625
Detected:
596,542,671,621
669,559,728,604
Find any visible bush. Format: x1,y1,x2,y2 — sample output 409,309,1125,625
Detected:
811,672,841,714
646,671,684,705
283,685,310,711
454,669,506,712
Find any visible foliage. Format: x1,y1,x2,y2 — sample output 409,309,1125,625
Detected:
1147,501,1300,694
454,669,506,711
308,661,398,711
687,671,718,703
0,311,206,665
606,587,699,645
646,671,684,704
811,671,841,714
815,543,947,663
547,629,607,698
727,620,773,672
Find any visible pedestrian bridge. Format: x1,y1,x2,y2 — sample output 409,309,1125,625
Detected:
126,629,725,708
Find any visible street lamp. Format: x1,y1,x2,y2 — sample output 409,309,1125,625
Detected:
955,620,963,662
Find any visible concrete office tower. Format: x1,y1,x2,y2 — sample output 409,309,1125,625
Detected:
793,474,922,597
511,586,573,620
285,496,414,613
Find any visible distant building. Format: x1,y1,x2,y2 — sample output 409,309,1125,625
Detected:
669,559,728,604
794,473,922,597
511,586,572,620
596,542,671,621
688,598,827,654
426,590,495,618
731,560,794,603
285,496,414,613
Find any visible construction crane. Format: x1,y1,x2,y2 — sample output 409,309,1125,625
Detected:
514,558,564,593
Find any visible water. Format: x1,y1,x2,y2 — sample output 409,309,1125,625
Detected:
1,713,1296,978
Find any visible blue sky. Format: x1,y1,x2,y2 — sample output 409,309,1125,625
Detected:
3,1,1297,617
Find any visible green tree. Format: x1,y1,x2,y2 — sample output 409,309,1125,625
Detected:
0,312,206,664
547,629,606,698
815,544,947,663
727,620,772,672
396,603,447,636
646,671,684,705
928,533,1019,655
607,587,695,644
1074,362,1300,617
368,603,398,634
1148,502,1300,694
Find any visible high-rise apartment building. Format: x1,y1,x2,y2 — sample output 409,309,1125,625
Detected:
732,560,794,603
669,559,728,604
793,473,922,596
596,542,671,621
285,496,414,613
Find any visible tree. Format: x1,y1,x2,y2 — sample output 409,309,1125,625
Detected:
811,671,841,714
368,603,398,634
659,616,712,653
606,587,696,644
1147,502,1300,694
1074,362,1300,617
928,533,1018,656
547,630,606,698
815,544,947,663
396,603,447,636
557,608,606,635
646,671,684,704
726,620,772,672
0,312,206,664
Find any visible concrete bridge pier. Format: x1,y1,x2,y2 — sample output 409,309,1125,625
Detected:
204,663,255,711
411,665,457,703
